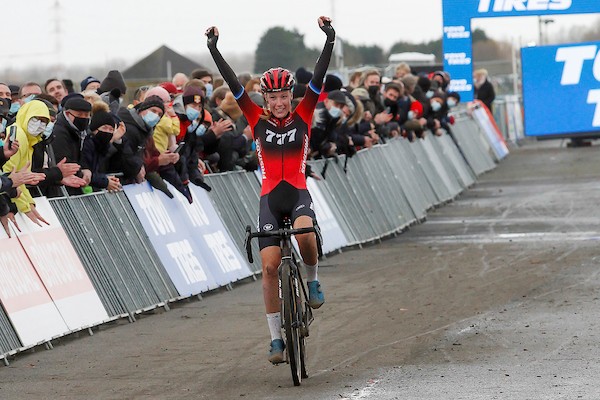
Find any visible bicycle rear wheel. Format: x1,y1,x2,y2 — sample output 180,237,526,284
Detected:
281,261,302,386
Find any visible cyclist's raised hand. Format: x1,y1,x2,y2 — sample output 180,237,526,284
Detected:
318,16,335,41
205,26,219,48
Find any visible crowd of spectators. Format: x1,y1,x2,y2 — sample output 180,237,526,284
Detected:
0,62,466,235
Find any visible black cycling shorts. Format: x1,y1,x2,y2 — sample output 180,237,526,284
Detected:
257,181,316,250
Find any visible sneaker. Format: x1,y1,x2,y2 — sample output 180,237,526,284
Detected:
268,339,285,364
307,280,325,309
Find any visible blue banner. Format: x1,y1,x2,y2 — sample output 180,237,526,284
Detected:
521,41,600,136
442,0,600,103
124,182,252,296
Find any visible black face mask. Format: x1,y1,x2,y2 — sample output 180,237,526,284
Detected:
367,85,380,97
384,98,398,114
69,113,90,131
96,130,113,144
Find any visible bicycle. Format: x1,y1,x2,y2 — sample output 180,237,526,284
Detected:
244,218,323,386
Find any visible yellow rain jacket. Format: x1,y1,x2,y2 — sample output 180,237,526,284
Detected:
2,100,50,213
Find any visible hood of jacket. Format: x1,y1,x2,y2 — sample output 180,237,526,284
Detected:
15,100,50,147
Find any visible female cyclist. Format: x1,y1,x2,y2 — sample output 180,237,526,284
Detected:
206,16,335,364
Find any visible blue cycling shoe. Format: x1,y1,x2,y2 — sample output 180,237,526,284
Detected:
268,339,285,364
307,280,325,309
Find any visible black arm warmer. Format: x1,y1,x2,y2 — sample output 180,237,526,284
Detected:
208,44,243,98
310,38,335,92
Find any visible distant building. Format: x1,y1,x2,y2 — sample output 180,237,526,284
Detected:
123,45,205,81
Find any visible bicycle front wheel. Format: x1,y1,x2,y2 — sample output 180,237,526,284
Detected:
281,261,302,386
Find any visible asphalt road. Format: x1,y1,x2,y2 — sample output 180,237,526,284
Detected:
1,140,599,400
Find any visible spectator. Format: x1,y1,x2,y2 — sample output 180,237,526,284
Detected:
237,72,252,88
8,85,19,105
172,72,189,92
474,68,495,112
2,100,51,224
190,69,213,97
80,102,124,193
208,85,229,111
31,97,86,197
52,95,92,195
212,91,253,171
245,78,261,94
345,70,362,91
80,76,101,92
394,62,411,79
311,89,347,158
98,70,127,114
173,85,215,189
44,78,68,105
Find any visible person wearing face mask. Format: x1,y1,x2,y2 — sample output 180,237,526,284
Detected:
80,102,124,192
173,85,214,190
51,96,93,195
117,95,172,186
29,98,86,198
310,89,346,158
424,91,447,137
190,69,214,99
2,100,52,225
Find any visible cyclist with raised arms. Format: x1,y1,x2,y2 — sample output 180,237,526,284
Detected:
206,16,335,364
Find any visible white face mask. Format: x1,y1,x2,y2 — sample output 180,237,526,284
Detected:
431,101,442,112
408,111,415,120
27,117,47,136
447,98,457,108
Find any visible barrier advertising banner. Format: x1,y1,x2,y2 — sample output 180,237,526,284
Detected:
522,41,600,137
124,182,252,296
0,223,68,347
442,0,600,102
306,179,348,254
13,198,109,331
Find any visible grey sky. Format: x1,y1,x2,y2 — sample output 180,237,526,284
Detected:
2,0,597,69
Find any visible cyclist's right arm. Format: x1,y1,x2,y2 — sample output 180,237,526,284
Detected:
206,27,261,127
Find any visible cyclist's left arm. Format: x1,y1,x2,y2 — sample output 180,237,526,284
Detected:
297,16,335,121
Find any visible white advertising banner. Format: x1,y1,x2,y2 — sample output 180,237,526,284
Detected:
0,224,68,347
13,198,108,331
306,178,348,254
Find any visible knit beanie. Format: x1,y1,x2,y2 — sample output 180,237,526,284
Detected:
144,87,170,103
182,86,205,106
90,102,116,131
98,70,127,95
137,95,165,114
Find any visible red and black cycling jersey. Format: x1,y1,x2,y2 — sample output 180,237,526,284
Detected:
236,88,319,196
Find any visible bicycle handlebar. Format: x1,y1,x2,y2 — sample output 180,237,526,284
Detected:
244,220,324,263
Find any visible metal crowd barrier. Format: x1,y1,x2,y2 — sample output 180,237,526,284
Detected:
450,116,497,175
203,171,262,274
0,306,21,365
494,95,525,143
50,192,180,319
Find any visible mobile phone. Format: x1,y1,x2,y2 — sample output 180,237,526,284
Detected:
7,126,16,150
174,142,185,154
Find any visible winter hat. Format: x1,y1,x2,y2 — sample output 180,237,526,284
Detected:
292,84,307,99
447,91,461,102
159,82,178,96
182,86,205,106
0,97,10,116
350,87,370,101
137,95,165,114
80,76,101,92
61,92,86,109
90,102,116,131
144,86,170,103
64,95,92,112
295,67,313,85
98,70,127,95
249,91,265,107
409,100,423,118
219,92,242,121
417,76,431,93
327,90,346,104
8,85,19,96
323,74,343,93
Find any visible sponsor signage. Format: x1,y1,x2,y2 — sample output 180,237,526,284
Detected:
124,182,252,297
442,0,600,102
521,41,600,136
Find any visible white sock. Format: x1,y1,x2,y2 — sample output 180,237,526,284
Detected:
305,262,318,282
266,312,282,341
